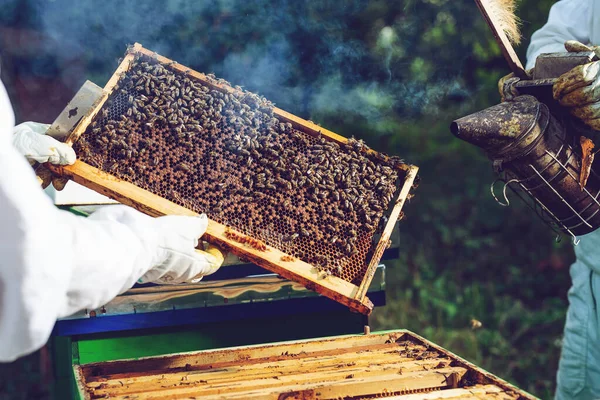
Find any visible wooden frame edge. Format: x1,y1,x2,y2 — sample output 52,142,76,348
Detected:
66,44,141,146
405,329,539,400
355,165,418,302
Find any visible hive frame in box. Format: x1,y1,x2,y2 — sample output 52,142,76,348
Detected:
50,43,418,315
74,330,537,399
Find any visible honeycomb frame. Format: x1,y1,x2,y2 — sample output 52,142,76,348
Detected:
55,43,419,315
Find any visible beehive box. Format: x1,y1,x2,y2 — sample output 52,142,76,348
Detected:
74,330,536,400
54,43,418,314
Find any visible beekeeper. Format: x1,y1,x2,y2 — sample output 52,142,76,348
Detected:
0,79,220,362
518,0,600,399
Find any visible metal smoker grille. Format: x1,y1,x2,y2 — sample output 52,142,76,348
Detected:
492,123,600,243
73,54,406,285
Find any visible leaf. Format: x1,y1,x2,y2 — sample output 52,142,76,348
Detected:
579,136,595,191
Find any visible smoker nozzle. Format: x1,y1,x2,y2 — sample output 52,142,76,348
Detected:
451,95,541,155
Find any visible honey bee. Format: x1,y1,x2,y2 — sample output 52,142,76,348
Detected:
127,167,135,175
283,233,299,242
470,319,483,330
179,163,191,172
346,201,354,212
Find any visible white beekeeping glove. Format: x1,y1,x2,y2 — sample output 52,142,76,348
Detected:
12,122,76,165
553,41,600,130
12,121,76,190
88,206,221,284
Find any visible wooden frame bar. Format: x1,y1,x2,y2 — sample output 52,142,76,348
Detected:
51,43,418,315
474,0,527,78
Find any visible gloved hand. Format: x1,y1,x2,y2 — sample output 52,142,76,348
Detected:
498,73,522,102
12,122,76,190
498,69,533,102
88,206,221,284
553,41,600,130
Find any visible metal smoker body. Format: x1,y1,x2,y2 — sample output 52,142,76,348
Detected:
452,51,600,238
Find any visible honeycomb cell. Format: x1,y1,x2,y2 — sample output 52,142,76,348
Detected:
72,55,407,285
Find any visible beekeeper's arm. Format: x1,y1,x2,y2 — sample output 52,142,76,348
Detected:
0,80,220,362
525,0,591,69
498,0,592,102
521,0,600,131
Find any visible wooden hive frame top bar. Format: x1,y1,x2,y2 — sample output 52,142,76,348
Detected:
51,43,418,315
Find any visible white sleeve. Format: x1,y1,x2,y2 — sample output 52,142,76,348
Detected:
0,82,156,362
526,0,592,69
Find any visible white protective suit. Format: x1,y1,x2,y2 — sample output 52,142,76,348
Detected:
527,1,600,399
0,80,219,362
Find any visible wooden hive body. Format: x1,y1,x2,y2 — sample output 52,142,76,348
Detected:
75,330,537,399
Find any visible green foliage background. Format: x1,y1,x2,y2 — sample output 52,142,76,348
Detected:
0,0,574,398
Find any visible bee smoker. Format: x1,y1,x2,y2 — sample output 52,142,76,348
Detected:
451,51,600,239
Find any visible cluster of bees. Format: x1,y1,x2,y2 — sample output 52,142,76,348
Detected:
395,341,443,362
74,56,404,284
224,229,267,252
